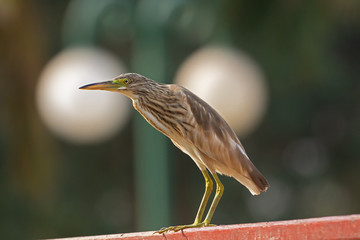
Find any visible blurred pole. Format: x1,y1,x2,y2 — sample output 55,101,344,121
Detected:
62,0,132,46
132,0,182,231
63,0,185,231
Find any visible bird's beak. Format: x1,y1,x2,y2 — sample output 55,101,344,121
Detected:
79,81,119,92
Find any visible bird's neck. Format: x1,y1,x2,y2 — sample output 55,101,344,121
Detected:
132,95,172,138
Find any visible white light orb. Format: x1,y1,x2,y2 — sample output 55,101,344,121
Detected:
283,138,329,177
174,46,268,137
246,178,292,220
36,47,130,144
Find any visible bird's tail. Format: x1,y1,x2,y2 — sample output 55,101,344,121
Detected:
248,166,269,195
233,163,269,195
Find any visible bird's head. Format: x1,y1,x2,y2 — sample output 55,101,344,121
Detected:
79,73,152,99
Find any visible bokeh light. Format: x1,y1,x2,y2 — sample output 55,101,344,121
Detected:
246,178,293,221
36,47,130,144
174,46,268,137
283,138,329,178
298,178,352,217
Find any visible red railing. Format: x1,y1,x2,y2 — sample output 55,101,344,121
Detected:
54,214,360,240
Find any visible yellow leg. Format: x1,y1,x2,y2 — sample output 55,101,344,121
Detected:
155,171,223,234
203,172,224,225
193,170,213,224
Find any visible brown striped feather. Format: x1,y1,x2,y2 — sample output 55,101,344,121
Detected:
117,73,268,195
177,87,269,195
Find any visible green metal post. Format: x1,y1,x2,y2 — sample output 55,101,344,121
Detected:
132,0,181,231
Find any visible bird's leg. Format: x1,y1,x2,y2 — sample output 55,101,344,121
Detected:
155,170,214,234
202,172,224,225
193,170,213,224
170,173,223,232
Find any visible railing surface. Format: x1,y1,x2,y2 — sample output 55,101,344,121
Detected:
52,214,360,240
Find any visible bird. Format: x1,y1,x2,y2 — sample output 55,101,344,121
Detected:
79,73,269,233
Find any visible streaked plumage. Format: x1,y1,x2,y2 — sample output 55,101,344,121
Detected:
80,73,269,232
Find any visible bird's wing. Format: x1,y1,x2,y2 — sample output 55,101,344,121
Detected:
179,87,247,166
175,86,268,194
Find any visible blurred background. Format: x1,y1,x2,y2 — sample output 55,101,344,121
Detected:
1,0,360,239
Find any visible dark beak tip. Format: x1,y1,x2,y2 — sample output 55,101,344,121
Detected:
78,81,114,91
79,82,99,90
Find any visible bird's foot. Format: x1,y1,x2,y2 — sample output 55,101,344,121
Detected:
154,222,216,234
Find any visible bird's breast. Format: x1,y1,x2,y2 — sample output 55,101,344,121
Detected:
132,99,174,138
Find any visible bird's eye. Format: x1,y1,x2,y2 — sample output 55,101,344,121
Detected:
124,79,129,84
